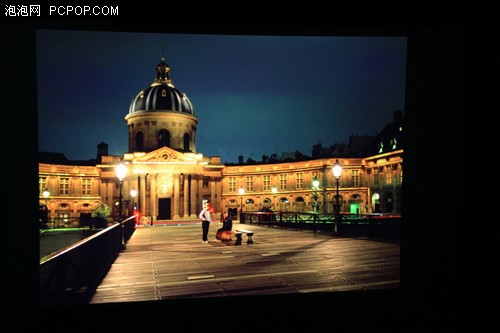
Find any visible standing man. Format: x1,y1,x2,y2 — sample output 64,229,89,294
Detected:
199,203,213,243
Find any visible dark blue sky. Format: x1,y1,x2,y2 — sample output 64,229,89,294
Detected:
36,29,407,164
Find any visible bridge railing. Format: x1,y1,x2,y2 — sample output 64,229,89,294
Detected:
39,216,136,306
240,211,401,239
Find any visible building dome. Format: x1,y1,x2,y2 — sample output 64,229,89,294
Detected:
128,58,195,115
125,58,198,154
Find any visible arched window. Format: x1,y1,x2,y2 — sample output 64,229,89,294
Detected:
158,129,170,148
136,131,144,151
295,196,305,212
245,198,255,211
183,133,190,152
263,198,272,209
279,197,290,211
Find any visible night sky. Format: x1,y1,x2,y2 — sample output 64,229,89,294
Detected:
36,29,407,164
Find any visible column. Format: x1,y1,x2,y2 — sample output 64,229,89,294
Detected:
183,174,189,219
150,174,157,222
210,177,216,211
216,177,222,216
190,174,198,218
197,175,204,214
140,174,147,222
173,174,181,219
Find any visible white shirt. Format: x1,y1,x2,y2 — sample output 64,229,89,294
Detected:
199,208,211,222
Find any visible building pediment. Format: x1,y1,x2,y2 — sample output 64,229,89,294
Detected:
131,147,203,164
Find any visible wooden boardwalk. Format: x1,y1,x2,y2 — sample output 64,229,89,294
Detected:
89,222,400,305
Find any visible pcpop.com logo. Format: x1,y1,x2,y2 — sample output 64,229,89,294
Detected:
48,5,119,16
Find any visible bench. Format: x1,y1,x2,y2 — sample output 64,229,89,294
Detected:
234,229,254,245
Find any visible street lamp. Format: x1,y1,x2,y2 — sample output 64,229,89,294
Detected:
116,163,128,222
332,159,343,234
43,188,50,227
312,176,320,213
116,163,128,248
272,186,277,210
130,188,138,225
43,188,50,206
239,186,245,221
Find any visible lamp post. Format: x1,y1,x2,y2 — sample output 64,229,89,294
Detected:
116,163,128,248
332,159,342,234
130,188,138,225
43,188,50,206
271,186,278,223
116,163,128,222
43,188,50,227
239,186,245,221
312,176,320,213
272,186,277,210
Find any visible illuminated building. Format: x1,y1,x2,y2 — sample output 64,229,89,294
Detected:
39,59,402,226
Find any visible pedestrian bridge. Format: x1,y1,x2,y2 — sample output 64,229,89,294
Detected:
40,217,400,307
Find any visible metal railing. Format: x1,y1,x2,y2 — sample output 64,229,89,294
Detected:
39,212,399,306
39,216,112,229
39,216,136,306
240,211,401,239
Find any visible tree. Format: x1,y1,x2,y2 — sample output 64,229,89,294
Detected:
91,203,110,228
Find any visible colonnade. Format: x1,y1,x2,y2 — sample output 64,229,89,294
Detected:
101,172,222,222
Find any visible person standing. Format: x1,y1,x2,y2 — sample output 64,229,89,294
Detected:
199,203,213,243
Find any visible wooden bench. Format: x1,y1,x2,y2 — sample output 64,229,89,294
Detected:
234,229,254,245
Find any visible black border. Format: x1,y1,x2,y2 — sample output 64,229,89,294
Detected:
3,2,487,329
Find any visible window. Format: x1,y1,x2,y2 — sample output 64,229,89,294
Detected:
183,133,190,151
228,176,237,192
39,177,47,194
374,168,379,186
246,176,254,192
296,172,303,189
263,198,272,208
82,178,91,195
245,198,255,211
351,170,359,187
385,165,393,184
295,197,305,212
279,174,287,190
58,212,69,223
262,175,271,191
136,131,144,151
60,177,69,195
391,137,397,150
158,129,170,148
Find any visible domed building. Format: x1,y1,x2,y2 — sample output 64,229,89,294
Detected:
97,58,223,221
39,57,402,227
126,58,198,154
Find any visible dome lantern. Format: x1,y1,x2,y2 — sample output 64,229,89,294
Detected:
154,57,174,87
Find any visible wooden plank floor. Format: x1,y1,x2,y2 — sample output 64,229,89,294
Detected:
89,222,400,305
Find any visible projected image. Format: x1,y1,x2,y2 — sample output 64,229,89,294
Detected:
38,29,405,305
